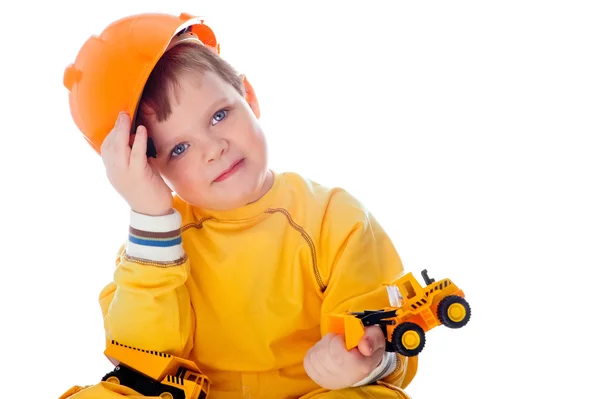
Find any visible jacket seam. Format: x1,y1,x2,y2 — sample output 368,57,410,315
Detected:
265,208,325,293
182,217,213,232
122,253,188,267
181,211,326,294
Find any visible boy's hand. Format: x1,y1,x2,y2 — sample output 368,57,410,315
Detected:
101,112,173,216
304,326,386,390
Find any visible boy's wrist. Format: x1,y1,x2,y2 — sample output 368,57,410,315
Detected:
351,352,397,387
126,208,185,263
129,208,179,232
131,208,174,217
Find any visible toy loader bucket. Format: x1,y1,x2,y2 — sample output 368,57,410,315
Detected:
328,314,365,350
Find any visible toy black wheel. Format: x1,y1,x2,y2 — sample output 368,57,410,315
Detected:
391,322,425,357
437,295,471,328
101,365,184,398
154,384,185,399
101,365,138,387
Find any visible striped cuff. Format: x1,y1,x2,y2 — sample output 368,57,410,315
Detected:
125,209,185,263
351,352,397,387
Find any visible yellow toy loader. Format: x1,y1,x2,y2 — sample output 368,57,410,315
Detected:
328,269,471,357
100,340,210,399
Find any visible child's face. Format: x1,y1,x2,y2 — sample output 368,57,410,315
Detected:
144,71,270,211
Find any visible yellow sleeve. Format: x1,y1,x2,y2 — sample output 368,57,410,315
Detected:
98,209,194,358
318,188,418,389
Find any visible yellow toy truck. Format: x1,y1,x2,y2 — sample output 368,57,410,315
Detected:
100,340,210,399
328,269,470,357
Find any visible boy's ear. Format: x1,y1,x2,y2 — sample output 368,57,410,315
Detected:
242,75,260,119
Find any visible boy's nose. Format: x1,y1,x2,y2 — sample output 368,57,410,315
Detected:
206,138,228,163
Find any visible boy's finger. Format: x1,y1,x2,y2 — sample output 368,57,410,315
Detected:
322,334,349,371
114,112,131,148
306,347,329,379
130,125,148,165
320,332,337,346
357,326,386,357
101,113,124,154
329,333,349,355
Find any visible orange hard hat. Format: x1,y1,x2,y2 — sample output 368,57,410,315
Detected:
63,12,221,155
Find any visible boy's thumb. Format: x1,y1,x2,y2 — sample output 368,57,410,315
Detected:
357,326,386,357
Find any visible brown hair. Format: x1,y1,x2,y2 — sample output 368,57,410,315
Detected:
135,42,245,126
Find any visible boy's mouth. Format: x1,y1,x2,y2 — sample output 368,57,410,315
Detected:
213,158,245,183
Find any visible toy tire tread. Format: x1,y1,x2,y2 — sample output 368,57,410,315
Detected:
437,295,471,328
101,365,138,387
391,322,426,357
101,365,185,399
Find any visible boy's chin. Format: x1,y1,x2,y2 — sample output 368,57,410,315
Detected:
178,169,269,210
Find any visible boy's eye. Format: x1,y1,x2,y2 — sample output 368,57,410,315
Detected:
171,143,189,158
212,109,228,126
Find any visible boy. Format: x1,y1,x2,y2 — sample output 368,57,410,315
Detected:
61,12,417,399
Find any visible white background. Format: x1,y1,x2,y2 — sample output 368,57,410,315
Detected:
1,1,598,398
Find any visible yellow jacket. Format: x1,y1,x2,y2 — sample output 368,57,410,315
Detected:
98,171,418,398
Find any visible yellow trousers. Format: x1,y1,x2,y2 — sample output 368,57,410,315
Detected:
59,380,411,399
